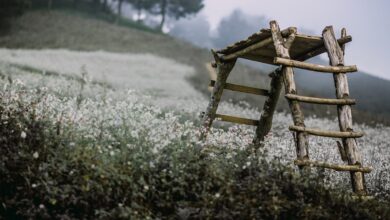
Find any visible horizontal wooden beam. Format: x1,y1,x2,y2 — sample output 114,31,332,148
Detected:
210,80,269,96
274,57,357,73
215,114,259,126
221,37,274,61
220,27,296,61
294,160,372,173
285,94,356,105
289,125,364,138
295,35,352,61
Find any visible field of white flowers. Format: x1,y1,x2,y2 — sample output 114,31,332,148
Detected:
1,48,389,197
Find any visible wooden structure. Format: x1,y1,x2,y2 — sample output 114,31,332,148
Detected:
201,21,372,195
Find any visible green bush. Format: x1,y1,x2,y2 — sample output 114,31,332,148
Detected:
1,95,389,220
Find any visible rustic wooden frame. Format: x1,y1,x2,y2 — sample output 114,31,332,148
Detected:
200,20,369,195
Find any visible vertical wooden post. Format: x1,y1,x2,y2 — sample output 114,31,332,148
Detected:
270,21,310,163
201,50,237,139
322,26,367,195
252,67,283,147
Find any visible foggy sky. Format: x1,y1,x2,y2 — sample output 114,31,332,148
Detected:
201,0,390,80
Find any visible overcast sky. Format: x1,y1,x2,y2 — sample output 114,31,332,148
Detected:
200,0,390,80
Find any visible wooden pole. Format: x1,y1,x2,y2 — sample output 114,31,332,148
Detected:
270,21,309,163
209,80,270,96
200,50,237,139
289,125,364,138
274,57,358,73
252,67,283,147
294,160,372,173
285,94,356,105
322,26,367,195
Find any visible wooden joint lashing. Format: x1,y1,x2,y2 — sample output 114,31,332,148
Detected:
289,125,364,138
294,160,373,173
285,94,356,105
215,114,259,126
209,80,270,96
274,57,358,73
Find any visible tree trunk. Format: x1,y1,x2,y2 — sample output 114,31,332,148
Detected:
159,0,167,31
136,1,142,23
101,0,108,12
73,0,78,8
116,0,123,23
48,0,52,10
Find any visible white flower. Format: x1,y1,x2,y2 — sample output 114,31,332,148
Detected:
33,152,39,159
215,193,220,198
144,185,149,191
109,150,115,156
31,183,37,188
20,131,27,139
39,204,45,209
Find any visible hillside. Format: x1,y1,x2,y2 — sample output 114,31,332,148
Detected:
1,9,390,219
1,10,389,126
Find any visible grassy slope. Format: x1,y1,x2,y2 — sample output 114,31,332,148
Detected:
0,9,388,125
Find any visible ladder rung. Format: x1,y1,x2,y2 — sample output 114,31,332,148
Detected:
294,160,372,173
289,125,364,138
215,114,259,126
285,94,356,105
210,80,269,96
274,57,358,73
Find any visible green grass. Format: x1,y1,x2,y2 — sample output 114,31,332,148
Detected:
1,83,389,219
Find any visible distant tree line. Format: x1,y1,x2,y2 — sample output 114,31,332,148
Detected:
0,0,204,31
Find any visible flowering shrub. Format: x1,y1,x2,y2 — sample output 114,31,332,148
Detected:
0,51,390,218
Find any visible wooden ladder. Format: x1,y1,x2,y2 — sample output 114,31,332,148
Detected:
201,21,372,195
269,22,371,195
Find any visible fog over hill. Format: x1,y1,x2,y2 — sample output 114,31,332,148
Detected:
169,9,390,124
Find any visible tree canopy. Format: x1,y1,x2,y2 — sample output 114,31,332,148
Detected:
0,0,204,32
151,0,204,31
0,0,29,28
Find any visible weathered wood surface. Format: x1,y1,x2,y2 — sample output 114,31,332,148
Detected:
217,28,352,65
274,57,358,73
337,141,348,162
323,26,367,195
216,27,297,55
209,80,270,96
285,94,356,105
289,125,364,138
252,67,283,147
221,37,274,61
201,50,236,138
270,20,309,162
294,160,372,173
294,35,352,61
215,114,259,126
